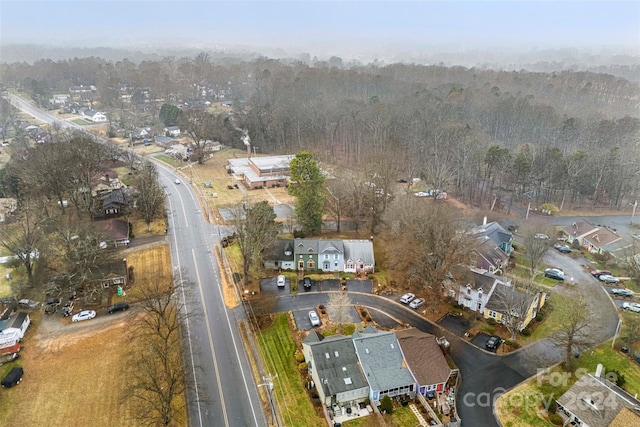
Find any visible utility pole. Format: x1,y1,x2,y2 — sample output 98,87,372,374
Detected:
631,200,638,225
258,373,278,426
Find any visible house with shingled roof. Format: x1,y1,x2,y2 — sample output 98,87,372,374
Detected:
351,327,415,405
556,372,640,426
302,331,369,408
395,329,455,396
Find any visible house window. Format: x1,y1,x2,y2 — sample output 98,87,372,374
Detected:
347,261,354,270
324,254,329,260
466,286,471,295
488,310,497,318
307,259,315,269
334,254,339,260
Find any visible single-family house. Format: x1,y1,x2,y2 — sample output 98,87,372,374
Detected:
69,85,96,94
164,126,181,137
484,282,546,331
294,239,319,271
131,127,151,140
561,219,625,254
81,109,107,123
556,372,640,427
470,220,513,256
155,135,180,148
395,329,455,396
351,327,415,405
302,331,369,410
262,239,295,270
0,330,20,354
96,189,132,217
97,218,130,248
455,268,507,313
472,236,510,274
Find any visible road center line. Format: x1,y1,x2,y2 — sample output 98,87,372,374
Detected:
192,248,230,427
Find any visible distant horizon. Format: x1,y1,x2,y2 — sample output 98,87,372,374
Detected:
1,1,639,63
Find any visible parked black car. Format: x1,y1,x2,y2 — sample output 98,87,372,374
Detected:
302,277,313,291
107,301,130,314
485,335,502,351
1,366,24,388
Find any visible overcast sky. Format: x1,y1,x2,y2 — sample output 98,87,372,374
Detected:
1,1,639,55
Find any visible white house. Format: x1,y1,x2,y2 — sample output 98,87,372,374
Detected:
456,268,507,313
164,126,181,137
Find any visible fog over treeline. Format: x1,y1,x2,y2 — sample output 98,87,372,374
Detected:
1,46,639,212
2,43,639,83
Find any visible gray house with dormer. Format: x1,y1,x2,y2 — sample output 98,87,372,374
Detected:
302,331,369,408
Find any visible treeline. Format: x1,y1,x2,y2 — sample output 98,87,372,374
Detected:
1,55,639,209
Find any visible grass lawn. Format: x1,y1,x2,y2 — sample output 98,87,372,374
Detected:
120,243,172,302
257,313,325,427
496,340,640,427
521,292,571,344
70,118,93,125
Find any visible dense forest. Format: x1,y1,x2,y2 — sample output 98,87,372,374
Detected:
1,53,639,211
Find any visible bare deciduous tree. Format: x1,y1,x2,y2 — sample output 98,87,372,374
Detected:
132,161,166,231
520,221,554,277
125,270,200,427
489,279,544,340
327,291,352,326
549,296,594,368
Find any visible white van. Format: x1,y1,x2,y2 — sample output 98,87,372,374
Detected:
277,275,286,288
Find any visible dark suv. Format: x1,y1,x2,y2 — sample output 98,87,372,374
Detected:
302,277,313,291
485,335,502,351
107,301,130,314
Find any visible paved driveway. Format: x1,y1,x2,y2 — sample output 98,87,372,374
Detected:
346,279,372,293
437,313,471,336
317,279,341,291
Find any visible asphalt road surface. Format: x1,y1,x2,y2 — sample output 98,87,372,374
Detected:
157,163,267,427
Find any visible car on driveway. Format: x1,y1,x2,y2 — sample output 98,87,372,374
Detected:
107,301,130,314
485,335,502,351
610,288,633,297
534,233,550,240
591,269,612,278
72,310,96,322
277,275,286,288
308,310,321,326
400,293,415,304
302,277,313,291
598,275,620,284
409,298,425,309
544,268,565,281
554,243,572,253
623,302,640,313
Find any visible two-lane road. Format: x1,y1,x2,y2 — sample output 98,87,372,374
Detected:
159,166,266,427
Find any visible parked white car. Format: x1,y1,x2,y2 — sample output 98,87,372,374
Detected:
623,302,640,313
308,310,321,326
400,293,415,304
409,298,425,309
72,310,96,322
534,233,550,240
277,275,286,288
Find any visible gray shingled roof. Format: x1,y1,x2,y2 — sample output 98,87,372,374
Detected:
352,330,414,392
471,221,512,247
309,335,368,397
343,240,375,265
295,238,319,254
557,374,640,427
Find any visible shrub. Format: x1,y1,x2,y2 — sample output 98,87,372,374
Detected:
548,413,563,425
535,313,544,322
293,229,306,238
318,305,325,310
487,318,497,325
361,309,368,317
379,395,393,414
295,352,305,363
366,316,372,322
546,398,557,414
298,362,308,372
521,328,532,336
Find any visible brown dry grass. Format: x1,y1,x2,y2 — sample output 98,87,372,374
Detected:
0,319,139,427
0,242,185,427
123,243,172,300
